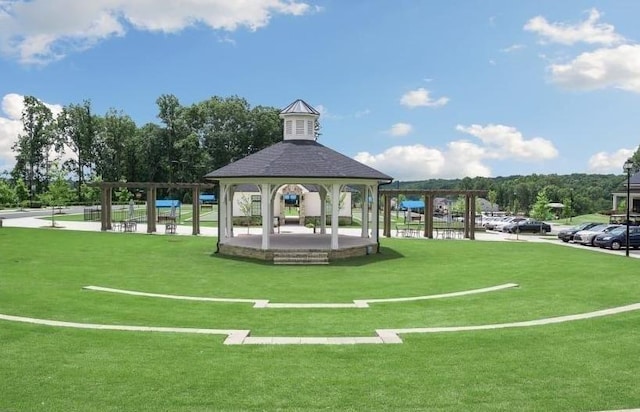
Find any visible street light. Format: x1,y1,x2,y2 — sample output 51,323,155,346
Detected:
623,160,633,257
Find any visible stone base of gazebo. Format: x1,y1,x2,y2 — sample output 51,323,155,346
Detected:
218,234,378,262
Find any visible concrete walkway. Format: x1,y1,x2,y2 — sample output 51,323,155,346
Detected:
83,283,519,309
2,301,640,345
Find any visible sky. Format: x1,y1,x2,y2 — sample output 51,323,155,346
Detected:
1,0,640,181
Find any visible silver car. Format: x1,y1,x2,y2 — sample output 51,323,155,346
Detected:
573,224,622,246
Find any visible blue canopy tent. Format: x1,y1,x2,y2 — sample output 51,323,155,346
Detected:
399,200,425,213
156,199,181,222
199,194,216,204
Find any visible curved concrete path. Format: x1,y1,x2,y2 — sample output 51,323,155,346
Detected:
2,302,639,345
83,283,519,309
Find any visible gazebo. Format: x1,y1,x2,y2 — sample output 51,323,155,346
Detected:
204,99,393,263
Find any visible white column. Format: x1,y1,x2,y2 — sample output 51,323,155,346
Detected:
320,186,327,234
261,183,271,249
371,185,379,238
331,183,339,249
227,186,235,238
219,184,227,239
613,195,619,212
361,185,370,238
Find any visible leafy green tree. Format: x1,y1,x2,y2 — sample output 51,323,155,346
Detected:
96,109,137,181
530,190,553,220
40,163,73,227
0,180,17,206
487,190,498,215
57,100,99,202
11,96,57,201
14,178,29,208
628,146,640,173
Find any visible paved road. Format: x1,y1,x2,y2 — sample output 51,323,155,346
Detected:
0,206,87,220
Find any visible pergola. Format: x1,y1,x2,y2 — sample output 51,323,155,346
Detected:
380,189,488,240
93,182,216,235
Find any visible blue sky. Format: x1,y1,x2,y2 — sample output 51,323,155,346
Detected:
1,0,639,180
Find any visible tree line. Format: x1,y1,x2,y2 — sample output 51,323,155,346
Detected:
2,94,283,206
1,93,638,215
397,170,638,218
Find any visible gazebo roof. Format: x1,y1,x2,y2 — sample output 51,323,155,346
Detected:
204,139,392,181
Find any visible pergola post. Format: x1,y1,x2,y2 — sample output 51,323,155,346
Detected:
192,187,200,235
424,194,431,238
383,191,391,238
100,187,107,231
146,188,157,234
470,195,476,240
463,194,470,239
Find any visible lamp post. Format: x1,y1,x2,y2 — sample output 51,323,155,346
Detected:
623,160,633,257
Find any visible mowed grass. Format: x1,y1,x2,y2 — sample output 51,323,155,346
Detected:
1,228,640,411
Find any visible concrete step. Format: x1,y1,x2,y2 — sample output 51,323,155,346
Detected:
273,251,329,265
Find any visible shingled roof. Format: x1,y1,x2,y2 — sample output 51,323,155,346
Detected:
204,139,392,181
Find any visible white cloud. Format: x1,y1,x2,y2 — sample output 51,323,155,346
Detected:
355,124,559,180
588,147,637,173
400,88,449,108
387,123,412,137
524,8,625,46
501,44,525,53
0,93,63,171
354,142,491,180
0,0,315,64
549,44,640,93
315,104,370,120
455,124,558,160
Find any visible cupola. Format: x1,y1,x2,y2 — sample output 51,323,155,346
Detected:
279,99,320,141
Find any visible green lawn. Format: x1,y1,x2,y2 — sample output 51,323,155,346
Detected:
552,213,610,225
1,228,639,410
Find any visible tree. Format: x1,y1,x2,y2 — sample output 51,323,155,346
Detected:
11,96,57,203
530,190,553,220
628,145,640,173
57,100,99,202
40,163,73,227
487,190,498,215
96,109,138,181
0,180,17,206
14,178,29,208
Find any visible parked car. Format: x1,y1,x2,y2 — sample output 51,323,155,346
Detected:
594,226,640,250
503,219,551,233
486,217,526,231
573,224,622,246
557,222,601,242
